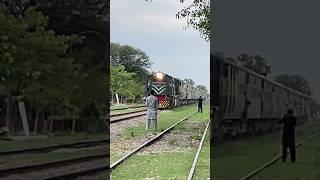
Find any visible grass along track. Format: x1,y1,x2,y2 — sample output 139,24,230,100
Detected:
187,119,210,180
110,111,197,170
239,129,320,180
192,120,210,180
110,103,207,164
111,104,210,180
251,130,320,180
212,121,320,180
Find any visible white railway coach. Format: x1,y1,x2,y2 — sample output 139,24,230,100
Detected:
219,60,310,136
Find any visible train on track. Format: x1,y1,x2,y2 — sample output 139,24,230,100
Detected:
216,59,311,136
145,72,209,109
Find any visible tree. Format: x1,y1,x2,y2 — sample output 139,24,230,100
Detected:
0,7,81,131
110,64,143,98
236,53,271,76
0,0,107,72
177,0,210,41
273,74,311,95
0,1,109,133
144,0,209,41
196,85,207,92
184,78,195,86
110,42,152,82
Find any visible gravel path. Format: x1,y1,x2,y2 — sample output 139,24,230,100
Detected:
110,115,159,163
110,116,146,142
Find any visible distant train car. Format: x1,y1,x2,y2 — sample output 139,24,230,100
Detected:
145,72,208,109
218,60,310,136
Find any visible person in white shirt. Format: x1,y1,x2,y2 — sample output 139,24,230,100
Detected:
145,90,159,131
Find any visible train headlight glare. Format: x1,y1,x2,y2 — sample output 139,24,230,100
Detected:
156,72,163,80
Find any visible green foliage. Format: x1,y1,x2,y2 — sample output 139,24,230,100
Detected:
184,78,195,86
237,53,271,76
110,42,151,82
273,74,311,95
196,85,207,92
110,64,144,98
145,0,210,41
0,7,81,115
177,0,210,41
0,1,108,132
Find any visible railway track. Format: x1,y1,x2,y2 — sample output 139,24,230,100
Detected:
0,139,108,156
111,108,146,117
110,110,147,124
111,105,145,111
110,111,197,170
110,104,198,124
239,129,320,180
187,119,210,180
0,152,108,180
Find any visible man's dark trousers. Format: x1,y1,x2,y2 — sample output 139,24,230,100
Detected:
282,136,296,162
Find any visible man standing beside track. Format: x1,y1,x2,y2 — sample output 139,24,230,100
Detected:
198,96,203,113
145,90,159,131
279,109,297,162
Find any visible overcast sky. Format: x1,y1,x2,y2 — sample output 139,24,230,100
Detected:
214,0,320,101
110,0,210,91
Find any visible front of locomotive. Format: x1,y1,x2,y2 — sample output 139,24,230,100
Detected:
145,72,173,109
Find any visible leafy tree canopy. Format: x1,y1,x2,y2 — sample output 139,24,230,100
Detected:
237,53,271,76
110,42,152,82
177,0,210,41
110,64,144,98
145,0,209,41
273,74,312,95
0,7,81,115
196,85,207,92
184,78,195,86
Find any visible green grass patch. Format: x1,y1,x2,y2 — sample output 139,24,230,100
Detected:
0,133,106,152
256,134,320,180
194,127,210,180
111,103,210,179
123,104,200,139
111,152,196,180
212,122,320,180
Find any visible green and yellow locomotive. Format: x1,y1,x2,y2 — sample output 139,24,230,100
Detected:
145,72,208,109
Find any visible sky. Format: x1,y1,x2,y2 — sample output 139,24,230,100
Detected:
110,0,210,91
214,0,320,101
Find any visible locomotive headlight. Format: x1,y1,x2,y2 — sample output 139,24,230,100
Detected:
156,72,163,80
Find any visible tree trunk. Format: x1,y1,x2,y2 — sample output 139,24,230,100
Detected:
34,110,39,135
42,113,47,134
5,95,11,131
49,118,53,133
72,117,76,135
